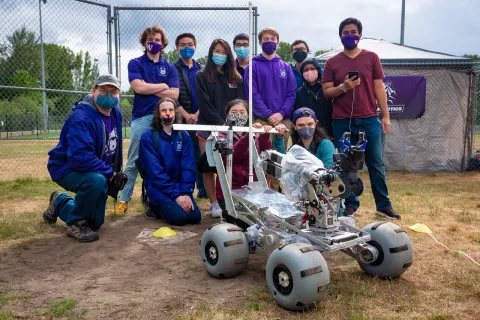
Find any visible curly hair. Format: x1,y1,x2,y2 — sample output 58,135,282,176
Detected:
139,25,168,54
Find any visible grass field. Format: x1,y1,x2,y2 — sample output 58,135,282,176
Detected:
0,169,479,318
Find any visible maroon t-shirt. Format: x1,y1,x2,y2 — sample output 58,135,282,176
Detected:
322,49,384,119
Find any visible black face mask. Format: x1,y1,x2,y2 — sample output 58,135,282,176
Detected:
293,50,308,63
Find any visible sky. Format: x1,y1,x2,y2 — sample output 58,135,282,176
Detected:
1,0,478,90
102,0,479,56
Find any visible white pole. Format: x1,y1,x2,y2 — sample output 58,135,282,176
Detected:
248,1,254,183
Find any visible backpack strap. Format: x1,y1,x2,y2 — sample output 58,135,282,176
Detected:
153,129,160,150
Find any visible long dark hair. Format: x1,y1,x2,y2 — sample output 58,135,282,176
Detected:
291,122,332,152
151,97,177,131
204,39,240,87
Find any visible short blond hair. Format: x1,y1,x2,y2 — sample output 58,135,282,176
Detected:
258,27,279,42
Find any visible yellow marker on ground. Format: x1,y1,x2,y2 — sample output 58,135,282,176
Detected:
153,227,177,238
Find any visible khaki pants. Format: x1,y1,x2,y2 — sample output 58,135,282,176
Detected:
254,117,291,191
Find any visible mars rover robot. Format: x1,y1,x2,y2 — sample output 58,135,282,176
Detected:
175,124,413,311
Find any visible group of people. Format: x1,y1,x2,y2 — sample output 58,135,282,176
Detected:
43,17,400,243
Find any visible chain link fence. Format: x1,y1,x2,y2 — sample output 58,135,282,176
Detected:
113,5,257,135
0,1,257,180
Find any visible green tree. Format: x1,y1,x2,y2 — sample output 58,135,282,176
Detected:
314,49,331,56
163,50,180,63
197,56,208,66
276,41,293,63
11,70,41,101
463,54,479,61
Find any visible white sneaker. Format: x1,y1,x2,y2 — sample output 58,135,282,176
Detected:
210,202,222,218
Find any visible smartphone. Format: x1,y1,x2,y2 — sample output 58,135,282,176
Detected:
348,70,359,80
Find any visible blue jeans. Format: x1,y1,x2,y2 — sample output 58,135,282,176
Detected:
332,116,392,211
54,171,108,229
151,195,201,226
119,114,153,202
190,131,206,195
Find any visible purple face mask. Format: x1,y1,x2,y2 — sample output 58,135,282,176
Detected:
146,41,162,54
341,34,360,50
262,41,277,55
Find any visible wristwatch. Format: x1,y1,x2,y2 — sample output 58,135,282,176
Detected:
339,83,346,94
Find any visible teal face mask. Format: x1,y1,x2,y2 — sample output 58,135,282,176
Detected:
212,53,227,66
235,47,249,59
96,93,118,109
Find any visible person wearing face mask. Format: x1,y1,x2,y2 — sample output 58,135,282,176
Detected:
137,97,201,226
213,99,287,222
322,18,400,220
233,33,250,78
294,58,333,136
115,25,180,215
290,40,310,89
244,27,297,152
195,39,244,218
172,33,207,200
44,75,124,242
278,107,335,168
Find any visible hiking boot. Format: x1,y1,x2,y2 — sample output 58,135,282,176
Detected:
114,201,128,214
210,202,222,218
342,206,357,217
143,199,156,219
43,191,62,224
67,222,99,243
376,208,401,220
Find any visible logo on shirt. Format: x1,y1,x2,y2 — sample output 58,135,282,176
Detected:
280,69,287,78
104,129,117,157
159,67,166,75
176,139,182,152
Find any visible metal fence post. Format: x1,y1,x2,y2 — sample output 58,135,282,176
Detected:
113,7,119,78
254,6,258,55
39,0,48,132
107,5,113,74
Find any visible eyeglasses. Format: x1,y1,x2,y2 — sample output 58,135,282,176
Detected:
97,88,120,95
234,43,249,48
292,47,307,53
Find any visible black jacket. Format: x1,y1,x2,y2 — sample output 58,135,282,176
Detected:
294,82,333,136
174,59,204,115
196,71,244,126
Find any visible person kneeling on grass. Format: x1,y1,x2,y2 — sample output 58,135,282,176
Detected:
213,99,287,221
137,97,201,226
44,74,124,243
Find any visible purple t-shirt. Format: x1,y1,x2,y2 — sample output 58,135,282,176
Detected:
101,112,117,165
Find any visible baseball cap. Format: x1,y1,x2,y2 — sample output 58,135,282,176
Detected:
94,74,121,89
292,107,317,124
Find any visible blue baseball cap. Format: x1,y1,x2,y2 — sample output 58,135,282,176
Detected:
292,107,317,124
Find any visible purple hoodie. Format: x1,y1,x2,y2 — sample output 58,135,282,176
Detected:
244,54,297,120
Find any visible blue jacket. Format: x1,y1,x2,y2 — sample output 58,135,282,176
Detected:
244,54,297,120
138,129,195,205
291,64,304,89
47,95,123,182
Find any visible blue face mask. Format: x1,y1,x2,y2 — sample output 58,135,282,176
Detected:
235,47,249,59
212,53,227,66
180,47,195,59
96,93,118,109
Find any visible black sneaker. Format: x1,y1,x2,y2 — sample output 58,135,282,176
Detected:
342,206,356,217
376,208,401,220
67,222,99,243
143,199,156,219
43,191,63,224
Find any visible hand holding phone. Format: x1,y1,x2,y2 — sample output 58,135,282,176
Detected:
348,70,359,80
343,71,361,91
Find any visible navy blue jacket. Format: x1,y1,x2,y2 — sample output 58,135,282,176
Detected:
47,95,123,182
138,129,195,205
